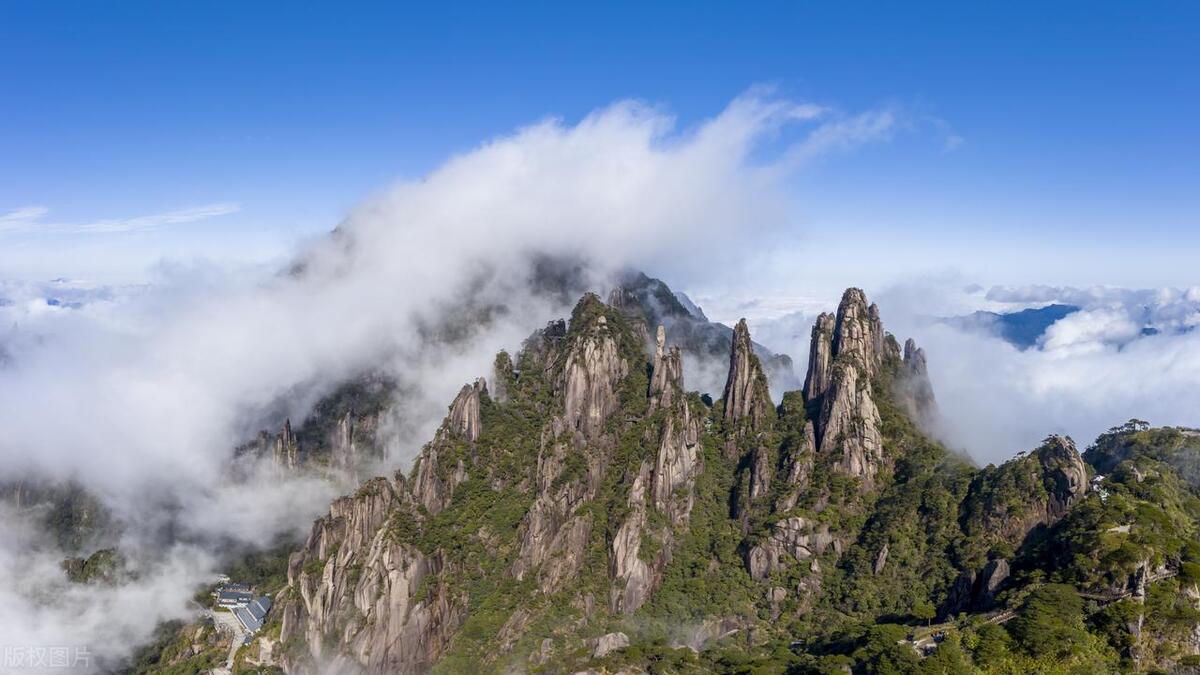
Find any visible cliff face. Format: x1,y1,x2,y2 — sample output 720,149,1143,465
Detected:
262,285,1200,675
801,288,904,487
279,477,464,673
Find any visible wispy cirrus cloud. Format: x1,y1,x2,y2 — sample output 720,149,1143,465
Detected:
782,108,897,167
0,202,240,235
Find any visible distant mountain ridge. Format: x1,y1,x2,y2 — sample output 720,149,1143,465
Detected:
946,304,1080,350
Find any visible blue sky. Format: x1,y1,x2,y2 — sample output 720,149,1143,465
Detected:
2,1,1197,284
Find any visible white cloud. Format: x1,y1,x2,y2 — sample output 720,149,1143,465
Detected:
1038,307,1142,354
782,108,897,167
917,322,1200,464
0,202,241,235
855,280,1200,464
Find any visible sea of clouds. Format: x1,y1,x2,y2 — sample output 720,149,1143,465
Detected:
4,88,1196,670
0,91,899,670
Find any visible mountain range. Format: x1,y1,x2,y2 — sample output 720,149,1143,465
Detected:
9,273,1200,674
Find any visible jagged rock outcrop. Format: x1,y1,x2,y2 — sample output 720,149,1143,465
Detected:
606,271,801,394
407,388,483,517
273,419,299,472
723,319,777,521
514,296,628,594
746,516,835,581
410,444,466,517
242,375,395,477
650,327,701,526
817,361,884,482
649,325,683,410
590,632,630,658
1037,435,1089,518
612,323,706,611
510,427,597,593
562,308,627,440
873,543,889,575
803,313,835,401
722,319,773,431
267,282,1200,674
444,378,486,442
977,557,1009,605
777,421,817,511
897,338,937,424
957,435,1088,570
609,462,655,614
868,303,885,369
748,447,773,501
331,412,358,480
280,478,464,674
942,557,1010,617
831,289,883,377
801,289,903,485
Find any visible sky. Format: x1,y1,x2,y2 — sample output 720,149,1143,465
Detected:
2,1,1198,287
0,5,1198,659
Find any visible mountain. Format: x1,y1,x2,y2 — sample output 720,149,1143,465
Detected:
946,304,1080,350
607,271,800,395
235,269,799,481
132,286,1200,674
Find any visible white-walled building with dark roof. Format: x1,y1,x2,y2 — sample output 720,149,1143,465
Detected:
233,596,272,634
216,589,254,607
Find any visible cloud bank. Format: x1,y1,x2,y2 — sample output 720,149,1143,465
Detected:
870,281,1200,465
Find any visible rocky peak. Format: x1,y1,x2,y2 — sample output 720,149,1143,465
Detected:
605,285,650,345
444,378,486,442
561,294,628,440
902,338,926,373
606,285,638,315
492,350,514,403
803,312,835,401
802,289,891,483
648,325,701,528
331,412,358,481
722,319,773,430
957,435,1089,569
650,325,684,410
897,337,937,423
831,288,882,377
273,418,299,472
410,379,488,516
1034,435,1089,517
800,288,933,486
868,302,885,369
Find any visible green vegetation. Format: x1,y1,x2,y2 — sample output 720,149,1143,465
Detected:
125,619,228,674
222,536,298,594
61,547,126,584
